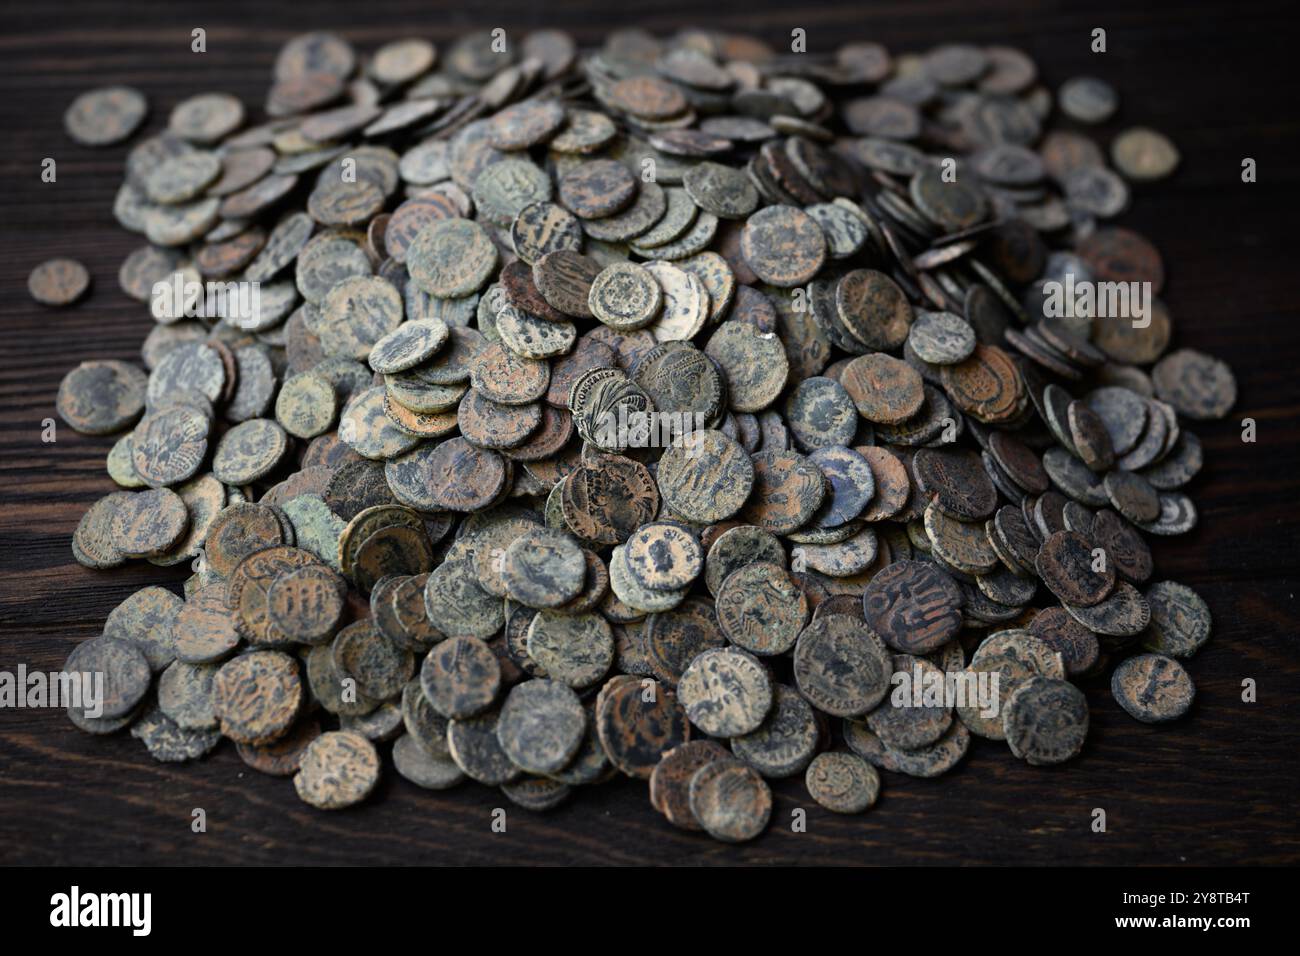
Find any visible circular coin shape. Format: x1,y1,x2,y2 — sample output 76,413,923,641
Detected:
266,565,345,643
793,615,892,717
28,258,91,306
421,636,501,718
1151,348,1237,421
65,86,148,145
596,678,691,779
740,205,826,287
650,740,732,829
716,561,808,656
1002,676,1090,765
559,159,637,219
624,523,703,592
294,730,381,809
213,650,303,745
408,218,498,297
58,360,148,435
1143,581,1211,658
502,528,586,608
678,647,773,737
65,636,151,719
588,261,662,330
1111,653,1195,723
862,560,963,654
739,450,826,534
805,751,880,814
688,760,771,843
657,429,755,524
526,611,614,688
496,678,586,774
1036,530,1115,607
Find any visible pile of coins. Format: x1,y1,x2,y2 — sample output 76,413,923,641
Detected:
49,28,1233,840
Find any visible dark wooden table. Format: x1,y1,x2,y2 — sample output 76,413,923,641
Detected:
1,0,1297,866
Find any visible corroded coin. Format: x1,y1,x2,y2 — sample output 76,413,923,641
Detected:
836,269,914,351
58,360,147,435
704,320,789,412
688,759,771,843
213,649,303,745
28,258,91,306
558,158,637,219
716,561,807,656
861,559,963,654
503,528,586,608
1151,348,1237,421
510,201,583,265
65,636,151,720
650,740,732,830
739,450,826,534
496,678,586,774
914,447,997,521
1002,676,1089,765
740,204,826,287
793,614,892,717
1027,606,1100,677
266,565,345,644
369,318,449,374
1036,530,1115,607
526,611,614,688
1111,127,1181,181
678,647,773,737
588,261,662,329
65,86,148,145
212,418,289,484
805,751,880,814
109,488,189,558
864,654,952,750
421,636,501,718
408,217,498,297
294,730,381,809
596,677,691,779
624,523,703,592
1111,653,1195,723
1142,581,1211,658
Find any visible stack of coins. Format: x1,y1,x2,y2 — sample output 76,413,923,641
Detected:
49,28,1230,839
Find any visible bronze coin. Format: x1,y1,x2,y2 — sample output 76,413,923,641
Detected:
596,677,691,779
856,447,910,522
213,649,303,745
28,258,91,306
558,159,637,220
266,565,346,644
861,559,963,654
533,249,601,318
294,730,381,809
1036,530,1117,607
606,75,687,120
1111,653,1194,723
740,204,827,288
560,453,659,546
688,759,772,843
421,636,502,719
644,597,726,685
716,561,808,656
793,614,893,717
835,269,914,351
1027,606,1100,676
510,200,583,265
57,360,148,435
650,739,732,830
110,487,189,558
913,447,997,521
840,353,923,424
738,450,826,534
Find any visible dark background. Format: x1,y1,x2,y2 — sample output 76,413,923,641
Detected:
1,0,1297,866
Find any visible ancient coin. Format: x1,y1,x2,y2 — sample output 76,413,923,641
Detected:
805,751,880,814
559,159,637,219
212,649,303,745
1036,530,1116,607
740,205,827,287
650,740,732,829
526,611,614,688
1002,676,1089,765
588,261,662,330
739,449,826,534
408,217,498,297
678,647,773,737
862,559,963,653
688,759,771,843
624,523,703,592
294,730,381,809
864,654,952,750
502,528,586,608
28,258,91,306
64,636,151,720
421,636,501,718
1111,127,1180,181
1142,581,1212,658
793,614,892,717
596,677,691,779
65,86,148,145
1111,653,1195,723
1151,348,1237,421
496,678,586,774
266,565,345,644
109,488,189,558
57,360,148,435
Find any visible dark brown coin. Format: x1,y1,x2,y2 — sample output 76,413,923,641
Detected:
785,376,858,451
64,636,151,720
644,597,726,684
1103,470,1161,524
1027,606,1100,676
606,75,687,120
988,431,1048,495
420,438,508,512
1036,530,1116,607
560,453,659,545
110,488,189,558
913,447,997,521
1143,581,1211,658
857,447,910,522
237,717,322,777
533,249,601,318
792,614,892,717
510,201,583,265
1077,226,1165,293
1111,653,1194,723
1002,676,1089,765
624,523,703,592
266,565,345,644
835,269,914,351
502,528,586,608
558,159,637,219
1065,580,1151,637
862,559,963,653
488,99,567,150
421,636,501,718
596,678,691,779
650,740,732,830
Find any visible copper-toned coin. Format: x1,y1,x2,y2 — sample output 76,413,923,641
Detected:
835,269,913,351
109,487,189,558
267,565,345,644
624,523,703,592
596,678,690,779
510,201,583,265
1036,530,1116,607
857,447,910,522
174,583,242,664
940,344,1022,424
650,739,731,829
558,159,637,220
840,353,923,425
65,636,151,720
1003,676,1089,765
606,75,687,120
407,217,497,297
533,249,601,318
560,453,658,545
805,751,880,814
1077,226,1164,293
678,647,772,737
1065,580,1151,637
1027,606,1100,676
739,449,826,534
495,677,586,774
861,559,963,654
643,597,726,684
914,447,997,521
293,730,381,809
213,649,303,745
1111,653,1194,723
421,636,501,718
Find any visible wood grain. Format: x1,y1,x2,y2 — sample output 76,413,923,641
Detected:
1,0,1298,866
